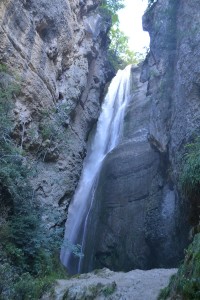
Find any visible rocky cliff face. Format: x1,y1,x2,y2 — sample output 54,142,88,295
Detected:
143,0,200,235
83,65,187,272
1,0,200,281
83,0,200,272
0,0,112,230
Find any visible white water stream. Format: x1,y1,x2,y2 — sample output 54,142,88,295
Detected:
60,65,132,274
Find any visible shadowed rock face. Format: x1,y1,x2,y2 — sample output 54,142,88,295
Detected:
83,0,200,272
82,65,188,272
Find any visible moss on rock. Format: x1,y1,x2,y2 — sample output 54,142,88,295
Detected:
158,233,200,300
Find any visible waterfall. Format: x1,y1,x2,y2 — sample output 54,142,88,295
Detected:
60,65,132,274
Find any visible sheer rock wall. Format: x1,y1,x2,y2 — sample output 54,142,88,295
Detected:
84,0,200,271
0,0,112,231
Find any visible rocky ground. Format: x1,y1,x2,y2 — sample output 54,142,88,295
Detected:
44,268,177,300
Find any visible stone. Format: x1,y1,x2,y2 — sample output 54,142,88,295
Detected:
42,268,177,300
0,0,113,234
82,65,188,272
85,0,200,272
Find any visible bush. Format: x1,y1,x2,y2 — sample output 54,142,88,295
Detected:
99,1,142,72
0,260,67,300
180,137,200,225
0,64,67,299
158,234,200,300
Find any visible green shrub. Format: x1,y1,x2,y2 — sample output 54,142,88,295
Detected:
4,262,66,300
0,63,8,73
180,138,200,197
180,137,200,225
13,259,67,300
99,0,142,72
0,64,68,299
38,102,71,144
102,282,116,296
159,234,200,300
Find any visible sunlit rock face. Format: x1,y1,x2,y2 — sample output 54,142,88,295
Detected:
0,0,112,230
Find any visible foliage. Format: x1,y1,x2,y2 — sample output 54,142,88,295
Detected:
101,0,125,13
102,282,116,296
0,205,67,299
159,137,200,299
38,102,71,141
180,138,200,197
180,137,200,225
0,63,8,72
100,0,143,72
62,239,84,258
108,26,144,71
100,0,125,24
0,64,26,209
0,257,67,300
13,271,64,300
158,234,200,300
0,64,68,299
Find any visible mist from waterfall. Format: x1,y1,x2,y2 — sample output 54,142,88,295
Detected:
60,65,132,274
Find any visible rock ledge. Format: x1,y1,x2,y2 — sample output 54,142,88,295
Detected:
45,268,177,300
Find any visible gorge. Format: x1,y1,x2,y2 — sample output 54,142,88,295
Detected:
61,65,132,274
1,0,200,299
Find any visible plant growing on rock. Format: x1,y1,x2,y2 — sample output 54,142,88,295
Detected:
0,64,68,299
100,0,143,71
180,137,200,226
158,233,200,300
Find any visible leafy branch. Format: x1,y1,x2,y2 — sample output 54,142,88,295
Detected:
62,239,84,258
100,0,144,71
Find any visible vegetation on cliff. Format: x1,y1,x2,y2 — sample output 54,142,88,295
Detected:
159,138,200,300
0,64,66,299
159,234,200,300
100,0,143,71
180,138,200,226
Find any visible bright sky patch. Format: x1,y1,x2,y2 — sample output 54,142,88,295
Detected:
118,0,150,53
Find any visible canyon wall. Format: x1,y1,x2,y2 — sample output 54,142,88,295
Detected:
1,0,200,279
83,0,200,272
0,0,112,232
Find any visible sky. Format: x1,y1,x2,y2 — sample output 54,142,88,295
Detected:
118,0,150,53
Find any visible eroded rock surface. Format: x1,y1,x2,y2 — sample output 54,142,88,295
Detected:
82,65,185,272
45,268,177,300
80,0,200,273
142,0,200,227
0,0,112,230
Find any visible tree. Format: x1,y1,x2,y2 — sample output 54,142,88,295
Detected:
100,0,142,71
108,25,140,70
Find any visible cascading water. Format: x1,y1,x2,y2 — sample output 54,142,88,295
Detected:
60,65,132,274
